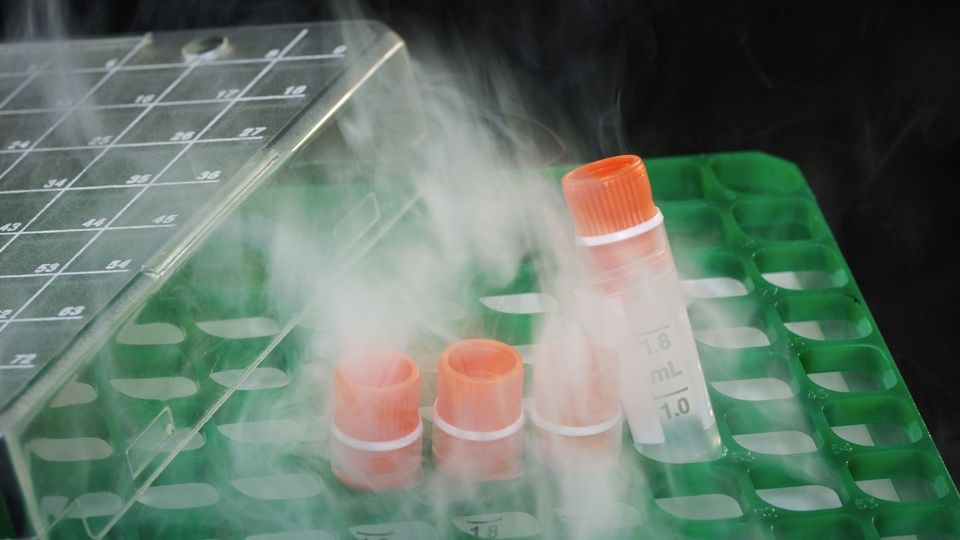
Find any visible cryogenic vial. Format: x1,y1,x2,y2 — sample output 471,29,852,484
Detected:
432,339,525,480
331,351,423,490
531,315,622,470
562,155,721,463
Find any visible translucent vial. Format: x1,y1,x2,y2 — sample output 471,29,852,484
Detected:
331,351,423,490
562,155,721,463
531,317,622,470
432,339,525,480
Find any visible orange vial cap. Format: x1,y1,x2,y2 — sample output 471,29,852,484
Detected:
563,155,670,291
433,339,525,480
562,155,657,238
331,351,422,490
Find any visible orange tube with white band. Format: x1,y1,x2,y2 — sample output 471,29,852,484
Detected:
432,339,525,480
331,351,423,490
531,324,622,469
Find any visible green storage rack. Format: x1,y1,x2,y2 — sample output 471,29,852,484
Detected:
74,152,958,539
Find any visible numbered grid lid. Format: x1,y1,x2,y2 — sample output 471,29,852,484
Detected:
0,21,398,417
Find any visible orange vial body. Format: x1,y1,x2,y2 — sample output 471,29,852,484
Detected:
432,339,525,480
331,351,423,490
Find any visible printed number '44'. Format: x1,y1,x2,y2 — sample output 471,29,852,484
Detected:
83,218,107,228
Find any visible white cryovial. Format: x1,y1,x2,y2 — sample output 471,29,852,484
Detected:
562,155,721,463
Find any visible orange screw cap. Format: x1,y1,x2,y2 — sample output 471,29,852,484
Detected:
562,155,658,238
432,339,525,480
331,351,422,490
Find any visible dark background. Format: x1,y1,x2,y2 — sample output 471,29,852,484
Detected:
2,0,957,479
